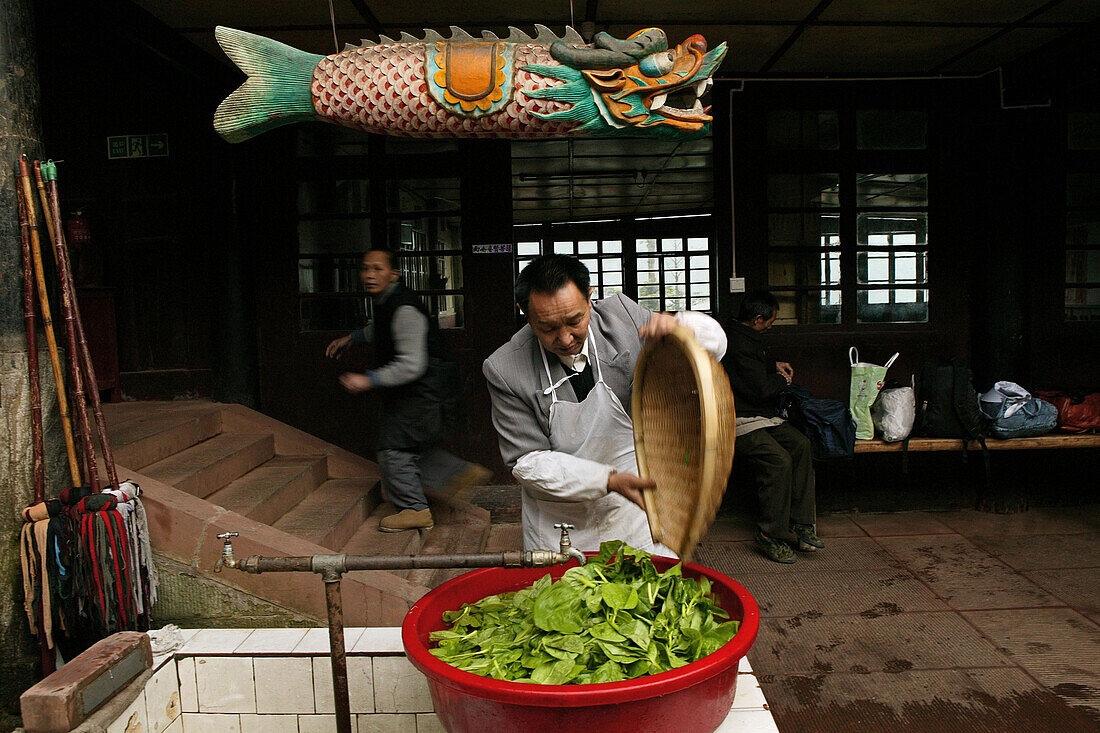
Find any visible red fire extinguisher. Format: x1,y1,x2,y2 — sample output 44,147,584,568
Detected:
64,209,102,286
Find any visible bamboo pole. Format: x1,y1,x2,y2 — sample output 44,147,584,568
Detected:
33,161,98,493
18,156,82,487
37,161,118,490
17,164,46,503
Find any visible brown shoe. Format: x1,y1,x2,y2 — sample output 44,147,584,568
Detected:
439,463,492,501
379,508,434,533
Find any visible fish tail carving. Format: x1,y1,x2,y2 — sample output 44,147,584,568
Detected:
214,27,324,143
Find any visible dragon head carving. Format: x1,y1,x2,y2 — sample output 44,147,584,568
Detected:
527,28,727,139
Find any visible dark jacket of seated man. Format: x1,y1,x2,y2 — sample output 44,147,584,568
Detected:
722,291,822,562
723,320,787,419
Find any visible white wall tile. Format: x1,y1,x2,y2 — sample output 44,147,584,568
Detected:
178,658,199,713
372,657,433,713
254,657,315,713
357,714,416,733
342,627,367,650
237,628,309,654
731,676,769,709
313,657,335,714
714,708,781,733
106,691,148,733
348,657,375,714
182,713,242,733
299,713,358,733
163,716,183,733
196,657,257,713
416,713,447,733
350,628,402,654
181,629,254,654
312,656,374,714
240,713,299,733
294,628,335,654
145,659,182,732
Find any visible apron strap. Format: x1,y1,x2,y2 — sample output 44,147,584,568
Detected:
540,324,604,399
539,343,564,403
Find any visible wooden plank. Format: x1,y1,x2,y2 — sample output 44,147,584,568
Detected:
855,434,1100,453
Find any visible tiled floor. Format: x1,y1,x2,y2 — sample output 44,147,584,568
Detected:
695,505,1100,732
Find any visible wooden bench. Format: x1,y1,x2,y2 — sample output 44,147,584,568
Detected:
852,432,1100,511
854,433,1100,453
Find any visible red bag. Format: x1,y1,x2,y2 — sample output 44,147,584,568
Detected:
1035,391,1100,433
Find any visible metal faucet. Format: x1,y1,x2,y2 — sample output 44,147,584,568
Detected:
554,523,587,565
213,532,239,572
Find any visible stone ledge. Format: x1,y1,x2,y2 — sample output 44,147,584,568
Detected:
19,632,151,733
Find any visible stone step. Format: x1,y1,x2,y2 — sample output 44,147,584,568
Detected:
273,479,377,551
340,501,426,565
206,455,328,525
108,407,222,469
405,522,491,589
141,433,275,499
484,522,524,553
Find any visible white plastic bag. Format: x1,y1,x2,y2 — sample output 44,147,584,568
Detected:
872,379,915,442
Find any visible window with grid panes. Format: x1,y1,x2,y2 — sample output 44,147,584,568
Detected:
764,108,929,325
295,127,467,331
515,218,714,314
387,177,465,329
1065,112,1100,321
636,236,713,312
856,173,929,323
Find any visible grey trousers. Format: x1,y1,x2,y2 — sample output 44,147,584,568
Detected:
735,422,816,542
378,446,470,512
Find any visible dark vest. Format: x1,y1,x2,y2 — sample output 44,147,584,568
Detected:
372,284,449,370
372,284,458,450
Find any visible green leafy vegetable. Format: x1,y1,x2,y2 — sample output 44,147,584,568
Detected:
429,541,739,684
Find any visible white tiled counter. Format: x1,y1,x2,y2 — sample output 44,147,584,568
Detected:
95,627,778,733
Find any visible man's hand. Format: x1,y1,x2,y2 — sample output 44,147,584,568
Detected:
326,334,353,359
776,361,794,384
638,312,678,340
607,470,656,510
339,372,373,393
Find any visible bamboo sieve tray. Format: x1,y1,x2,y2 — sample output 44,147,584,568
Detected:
632,325,736,562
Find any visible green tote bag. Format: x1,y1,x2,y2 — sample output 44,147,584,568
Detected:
849,347,899,440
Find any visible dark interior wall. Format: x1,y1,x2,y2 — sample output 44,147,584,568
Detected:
720,79,978,403
250,137,516,473
714,26,1099,405
30,2,1094,478
34,0,254,403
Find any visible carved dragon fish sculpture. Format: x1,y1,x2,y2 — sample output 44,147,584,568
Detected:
213,25,726,143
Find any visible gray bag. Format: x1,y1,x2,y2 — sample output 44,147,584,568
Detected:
979,381,1058,440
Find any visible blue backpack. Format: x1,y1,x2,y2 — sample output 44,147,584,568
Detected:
779,385,857,459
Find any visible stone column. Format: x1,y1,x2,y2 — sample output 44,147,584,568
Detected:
0,0,65,721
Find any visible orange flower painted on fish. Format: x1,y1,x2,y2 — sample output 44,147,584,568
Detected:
432,43,508,113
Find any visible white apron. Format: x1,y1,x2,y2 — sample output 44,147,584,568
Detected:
522,329,675,557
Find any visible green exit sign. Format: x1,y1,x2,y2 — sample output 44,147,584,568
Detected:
107,134,169,159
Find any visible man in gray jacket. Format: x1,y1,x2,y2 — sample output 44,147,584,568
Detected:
327,249,488,532
483,254,726,554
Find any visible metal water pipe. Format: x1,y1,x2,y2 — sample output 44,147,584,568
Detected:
214,524,586,733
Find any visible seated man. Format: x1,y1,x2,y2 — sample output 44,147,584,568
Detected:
483,254,727,554
722,291,823,564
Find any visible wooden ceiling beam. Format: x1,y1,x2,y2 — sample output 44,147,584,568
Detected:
347,0,385,35
759,0,836,74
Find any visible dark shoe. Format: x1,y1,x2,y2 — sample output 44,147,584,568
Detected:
790,523,825,552
379,508,434,532
756,531,796,564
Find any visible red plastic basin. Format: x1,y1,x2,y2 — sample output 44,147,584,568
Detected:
402,555,760,733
